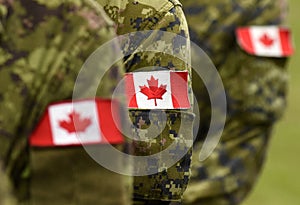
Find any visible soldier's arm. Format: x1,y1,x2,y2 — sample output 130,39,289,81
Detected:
182,0,293,204
0,0,125,201
221,0,290,126
183,0,290,136
99,0,195,202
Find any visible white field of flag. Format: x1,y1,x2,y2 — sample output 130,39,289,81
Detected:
48,101,101,145
30,99,124,147
236,26,293,57
125,70,190,109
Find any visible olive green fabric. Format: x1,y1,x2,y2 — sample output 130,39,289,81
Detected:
180,0,291,204
0,0,130,204
30,146,132,205
0,163,17,205
95,0,194,202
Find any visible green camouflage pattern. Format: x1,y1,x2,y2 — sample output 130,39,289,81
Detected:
0,163,17,205
130,110,194,202
0,0,130,204
1,0,194,203
97,0,191,74
96,0,194,202
181,0,290,204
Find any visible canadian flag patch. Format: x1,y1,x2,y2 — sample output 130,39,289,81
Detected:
125,71,190,109
30,99,123,147
236,26,294,57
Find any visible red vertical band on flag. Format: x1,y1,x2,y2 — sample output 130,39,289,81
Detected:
279,28,294,56
96,99,123,144
170,71,189,109
125,73,138,108
236,28,255,55
30,109,54,146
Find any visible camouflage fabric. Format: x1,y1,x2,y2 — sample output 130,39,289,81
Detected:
96,0,195,202
0,163,17,205
130,110,194,203
180,0,291,204
0,0,131,204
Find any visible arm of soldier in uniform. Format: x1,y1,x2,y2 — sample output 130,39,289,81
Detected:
0,1,131,204
0,1,19,202
181,0,292,204
97,0,195,204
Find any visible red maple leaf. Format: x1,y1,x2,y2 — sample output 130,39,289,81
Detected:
139,75,167,106
259,33,274,47
59,111,92,133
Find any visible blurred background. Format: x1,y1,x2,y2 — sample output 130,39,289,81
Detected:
243,0,300,204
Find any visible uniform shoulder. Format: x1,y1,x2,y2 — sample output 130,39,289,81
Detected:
98,0,182,13
135,0,182,9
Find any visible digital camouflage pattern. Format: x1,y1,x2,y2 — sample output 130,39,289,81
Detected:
0,0,131,204
181,0,291,204
0,0,194,204
129,110,194,203
95,0,195,203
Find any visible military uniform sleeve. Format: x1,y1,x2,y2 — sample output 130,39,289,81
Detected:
182,0,292,204
99,0,195,202
184,0,289,125
221,0,289,125
0,0,127,202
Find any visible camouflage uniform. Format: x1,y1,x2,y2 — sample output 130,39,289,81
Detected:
1,0,195,204
180,0,291,204
0,0,131,204
96,0,195,204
